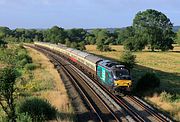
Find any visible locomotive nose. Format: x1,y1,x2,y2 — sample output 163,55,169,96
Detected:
114,80,132,87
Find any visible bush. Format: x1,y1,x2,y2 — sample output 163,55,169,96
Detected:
160,91,180,102
17,97,57,121
25,63,39,70
18,58,29,67
16,113,32,122
120,51,136,69
136,72,160,92
17,52,32,63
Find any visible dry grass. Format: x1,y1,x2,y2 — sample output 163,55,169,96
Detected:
86,45,180,73
146,94,180,121
86,44,180,121
26,47,74,121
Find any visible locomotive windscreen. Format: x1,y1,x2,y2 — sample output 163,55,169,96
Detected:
113,68,130,80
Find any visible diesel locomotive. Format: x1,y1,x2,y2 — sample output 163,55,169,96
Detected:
34,42,132,93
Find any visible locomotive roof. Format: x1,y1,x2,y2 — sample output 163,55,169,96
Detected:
98,60,125,70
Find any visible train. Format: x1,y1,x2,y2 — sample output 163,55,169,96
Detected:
34,42,132,93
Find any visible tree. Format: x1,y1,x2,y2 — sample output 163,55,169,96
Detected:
78,41,86,51
124,35,147,51
43,26,67,44
85,34,96,44
92,29,112,51
120,51,136,69
0,27,11,39
0,39,7,48
133,9,174,51
66,28,87,43
0,67,18,122
115,26,135,45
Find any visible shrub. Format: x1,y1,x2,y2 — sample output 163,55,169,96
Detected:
25,63,39,70
19,58,29,67
160,91,180,102
102,45,112,51
17,97,57,121
0,116,8,122
120,51,136,69
0,67,18,122
17,52,32,63
136,72,160,92
16,113,32,122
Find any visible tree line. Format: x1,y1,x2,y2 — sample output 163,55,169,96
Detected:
0,9,179,51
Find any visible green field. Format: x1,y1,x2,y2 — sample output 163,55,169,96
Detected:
86,45,180,121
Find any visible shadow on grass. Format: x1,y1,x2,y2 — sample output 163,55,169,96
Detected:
171,50,180,53
132,64,180,95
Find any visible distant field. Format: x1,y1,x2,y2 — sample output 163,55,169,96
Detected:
86,45,180,90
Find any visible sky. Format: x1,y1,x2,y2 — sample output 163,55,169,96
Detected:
0,0,180,29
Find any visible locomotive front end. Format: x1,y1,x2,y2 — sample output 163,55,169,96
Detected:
112,66,132,92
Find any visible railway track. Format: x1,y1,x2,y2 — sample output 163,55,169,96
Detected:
30,45,121,122
27,44,172,122
125,96,172,122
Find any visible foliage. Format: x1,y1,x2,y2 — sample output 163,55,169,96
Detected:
0,48,18,65
43,26,67,44
78,41,86,51
133,9,174,51
0,26,11,39
17,52,32,63
120,51,136,69
25,63,39,70
115,26,135,45
65,38,71,47
85,34,96,44
0,67,18,122
136,72,160,92
94,29,113,51
123,34,147,51
160,91,180,103
0,39,7,48
16,113,32,122
17,97,57,121
66,28,87,43
96,39,112,52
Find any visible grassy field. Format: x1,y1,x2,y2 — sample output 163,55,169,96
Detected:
86,45,180,121
26,47,75,121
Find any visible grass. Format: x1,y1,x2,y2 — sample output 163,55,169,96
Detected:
86,44,180,121
25,47,75,121
1,45,75,121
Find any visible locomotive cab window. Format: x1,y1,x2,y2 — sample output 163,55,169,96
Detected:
113,68,130,80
